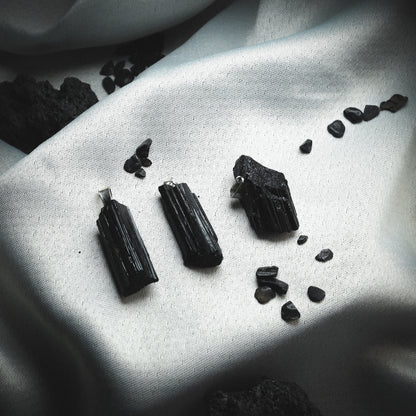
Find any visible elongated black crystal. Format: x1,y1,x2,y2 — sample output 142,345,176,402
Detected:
97,188,158,297
159,182,223,268
232,155,299,234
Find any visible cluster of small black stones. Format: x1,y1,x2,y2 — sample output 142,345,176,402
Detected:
124,138,153,178
100,33,164,94
327,94,408,138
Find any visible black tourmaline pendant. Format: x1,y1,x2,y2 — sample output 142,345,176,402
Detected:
231,155,299,234
97,188,158,296
159,181,223,268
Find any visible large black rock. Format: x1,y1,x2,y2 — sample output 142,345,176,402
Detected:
159,182,223,268
208,378,322,416
232,156,299,235
97,188,158,297
0,75,98,153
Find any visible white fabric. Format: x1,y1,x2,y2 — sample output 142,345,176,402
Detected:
0,0,416,415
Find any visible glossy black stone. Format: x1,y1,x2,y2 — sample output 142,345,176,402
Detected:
380,94,408,113
232,155,299,235
255,286,276,304
256,266,278,279
96,189,158,297
141,158,152,167
315,249,333,262
281,301,300,321
299,139,313,154
159,182,223,268
136,138,152,159
114,69,134,87
135,168,146,179
308,286,326,302
102,76,115,94
343,107,363,124
362,105,380,121
100,60,114,76
327,120,345,138
208,378,322,416
124,155,141,173
258,278,289,295
297,235,308,245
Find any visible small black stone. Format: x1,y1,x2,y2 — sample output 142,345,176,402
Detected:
124,155,141,173
299,139,312,154
141,158,152,167
258,278,289,295
380,94,408,113
102,77,115,94
114,69,134,87
343,107,363,124
362,105,380,121
255,286,276,304
100,60,114,76
315,249,333,262
136,138,152,159
281,301,300,321
130,63,145,77
135,168,146,178
256,266,278,279
297,235,308,245
308,286,326,302
114,60,125,75
327,120,345,138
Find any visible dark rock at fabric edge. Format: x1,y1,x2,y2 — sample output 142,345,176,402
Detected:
102,76,115,94
114,69,134,87
255,286,276,304
297,235,308,245
100,60,114,76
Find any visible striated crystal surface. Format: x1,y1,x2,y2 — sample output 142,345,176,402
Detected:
256,266,278,279
308,286,326,302
159,182,223,268
258,278,289,295
232,155,299,234
299,139,313,154
97,188,158,297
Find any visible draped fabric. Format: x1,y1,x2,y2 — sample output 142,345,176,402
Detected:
0,0,415,415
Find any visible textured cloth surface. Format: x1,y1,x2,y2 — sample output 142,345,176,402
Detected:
0,0,416,415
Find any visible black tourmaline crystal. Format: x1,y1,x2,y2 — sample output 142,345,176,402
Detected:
96,188,158,297
315,249,333,262
299,139,313,154
281,301,300,321
232,156,299,235
327,120,345,138
208,378,322,416
307,286,326,302
159,182,223,268
362,105,379,121
297,235,308,245
380,94,408,113
256,266,278,279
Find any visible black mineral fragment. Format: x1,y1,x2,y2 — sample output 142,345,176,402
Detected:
256,266,278,279
114,60,125,75
297,235,308,245
299,139,313,154
258,278,289,295
343,107,363,124
136,138,152,159
327,120,345,138
135,168,146,179
308,286,326,302
114,69,134,87
159,182,223,268
380,94,408,113
232,155,299,235
281,301,300,321
315,249,333,262
255,286,276,304
100,60,114,76
96,188,158,297
102,76,115,94
141,158,152,167
362,105,379,121
124,155,141,173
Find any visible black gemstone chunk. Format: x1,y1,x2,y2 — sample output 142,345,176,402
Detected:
362,105,379,121
159,182,223,268
299,139,313,154
308,286,326,302
100,60,114,76
380,94,408,113
258,278,289,295
327,120,345,138
135,168,146,178
141,158,152,167
315,249,333,262
343,107,363,124
255,286,276,304
136,138,152,159
232,155,299,235
208,378,322,416
102,76,115,94
114,69,134,87
256,266,278,279
124,155,141,173
96,188,158,297
281,301,300,321
297,235,308,245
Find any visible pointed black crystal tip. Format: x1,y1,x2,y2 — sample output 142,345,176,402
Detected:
232,155,299,235
281,301,300,321
136,138,152,159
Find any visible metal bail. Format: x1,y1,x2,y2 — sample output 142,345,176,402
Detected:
99,188,113,205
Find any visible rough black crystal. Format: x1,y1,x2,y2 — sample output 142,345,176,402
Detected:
297,235,308,245
380,94,408,113
343,107,363,124
255,286,276,304
232,155,299,235
102,76,115,94
114,60,125,75
114,69,134,87
136,138,152,159
100,60,114,76
124,155,141,173
362,105,379,121
141,158,152,167
281,301,300,321
96,188,158,297
327,120,345,138
208,378,322,416
315,249,333,262
258,278,289,295
307,286,326,302
159,182,223,268
299,139,313,154
135,168,146,178
256,266,278,279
